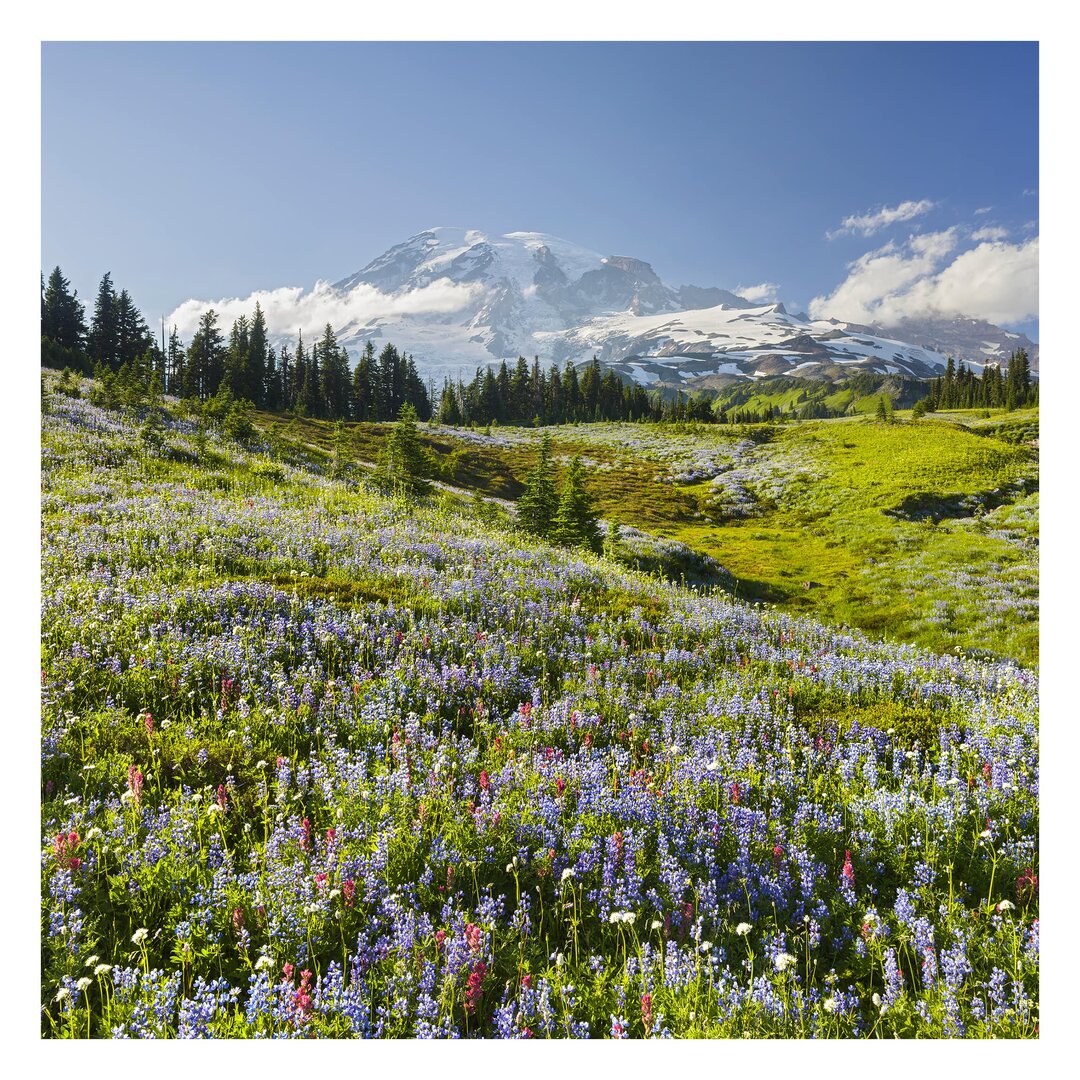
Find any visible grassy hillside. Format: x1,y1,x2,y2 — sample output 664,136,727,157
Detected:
40,375,1038,1039
257,407,1038,665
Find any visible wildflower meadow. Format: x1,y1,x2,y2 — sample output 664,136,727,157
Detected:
40,378,1038,1038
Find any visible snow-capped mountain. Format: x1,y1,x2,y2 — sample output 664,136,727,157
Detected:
856,316,1039,374
319,227,1026,385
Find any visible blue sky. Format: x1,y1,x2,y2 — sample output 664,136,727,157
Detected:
41,41,1039,339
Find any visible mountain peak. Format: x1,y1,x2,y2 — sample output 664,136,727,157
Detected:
319,228,1021,382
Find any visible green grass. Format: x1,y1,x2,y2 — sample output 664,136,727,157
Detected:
252,409,1038,665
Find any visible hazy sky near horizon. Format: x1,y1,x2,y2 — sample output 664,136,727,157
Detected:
41,41,1039,340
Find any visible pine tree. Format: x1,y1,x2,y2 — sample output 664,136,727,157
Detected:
247,302,269,407
318,323,350,419
403,354,431,420
436,380,462,425
373,403,433,496
41,266,88,353
89,272,120,369
515,433,558,539
115,289,152,371
375,343,400,420
351,341,376,420
166,326,185,396
224,314,252,400
183,309,225,400
552,455,602,553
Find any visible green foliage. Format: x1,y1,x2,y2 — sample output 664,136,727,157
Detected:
39,382,1039,1039
515,433,558,539
553,456,602,554
223,399,257,444
373,404,435,496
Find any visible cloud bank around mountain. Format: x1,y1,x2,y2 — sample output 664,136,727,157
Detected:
809,230,1038,326
165,277,487,343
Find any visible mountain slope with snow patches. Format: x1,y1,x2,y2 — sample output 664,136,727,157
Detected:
176,227,1033,386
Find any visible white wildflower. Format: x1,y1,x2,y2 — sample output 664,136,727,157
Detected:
700,941,713,953
773,952,797,972
735,922,753,936
54,987,70,1003
561,867,576,882
651,920,663,931
85,955,100,968
76,977,92,992
255,955,274,972
997,899,1015,912
132,928,149,945
94,964,111,977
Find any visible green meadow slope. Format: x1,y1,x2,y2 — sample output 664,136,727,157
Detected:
256,407,1038,665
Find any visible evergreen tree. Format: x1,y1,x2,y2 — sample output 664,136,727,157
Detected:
298,347,323,418
292,332,308,413
247,302,269,407
581,357,601,420
183,309,225,400
318,323,351,419
88,272,119,368
436,380,462,425
373,403,433,496
264,346,280,411
351,341,376,420
115,289,152,370
376,343,401,419
41,266,88,353
403,354,431,420
510,356,531,423
166,326,185,396
514,433,558,539
223,314,252,400
278,344,293,411
552,455,602,553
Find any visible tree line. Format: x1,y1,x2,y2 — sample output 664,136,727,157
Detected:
41,264,1040,429
434,356,716,426
924,350,1037,412
41,265,432,421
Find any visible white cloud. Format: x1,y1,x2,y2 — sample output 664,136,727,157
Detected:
971,225,1009,242
827,198,935,239
809,231,1038,326
165,277,488,347
974,206,993,215
734,282,780,304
